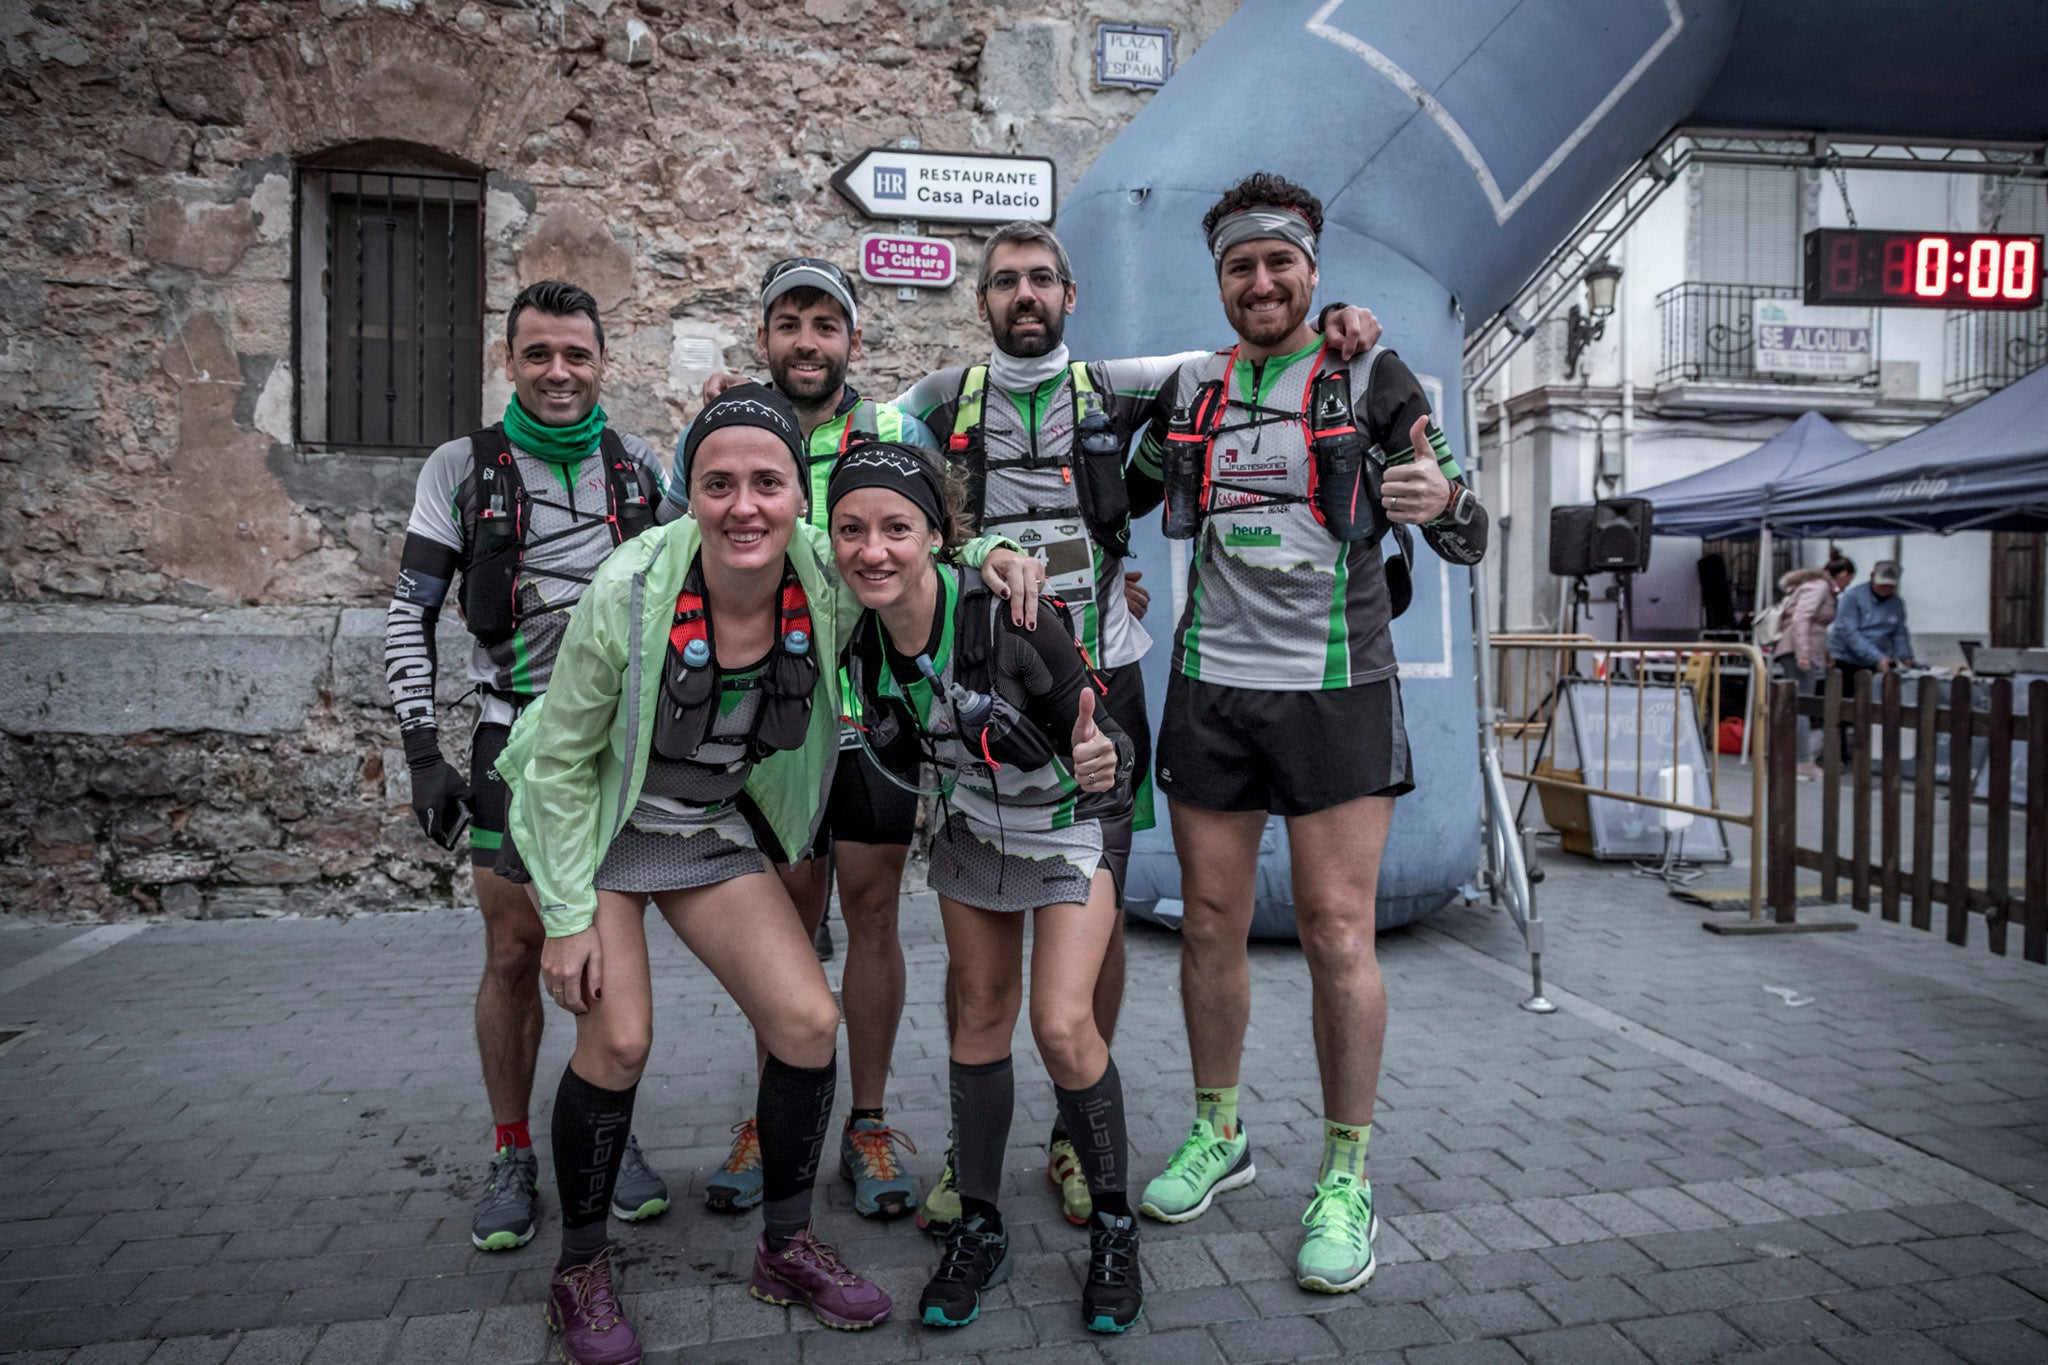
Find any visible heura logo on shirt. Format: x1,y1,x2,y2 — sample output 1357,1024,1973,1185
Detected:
1225,523,1280,547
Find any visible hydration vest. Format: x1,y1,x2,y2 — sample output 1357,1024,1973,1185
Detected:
844,578,1085,779
1159,345,1416,618
947,364,1133,559
458,426,656,646
653,560,818,765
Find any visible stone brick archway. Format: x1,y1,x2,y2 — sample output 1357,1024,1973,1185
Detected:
240,17,581,171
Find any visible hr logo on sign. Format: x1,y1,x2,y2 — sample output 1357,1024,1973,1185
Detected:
874,166,907,200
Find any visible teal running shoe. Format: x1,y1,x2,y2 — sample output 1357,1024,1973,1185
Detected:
1296,1170,1378,1293
1138,1120,1255,1223
609,1135,669,1222
839,1117,919,1220
705,1117,763,1213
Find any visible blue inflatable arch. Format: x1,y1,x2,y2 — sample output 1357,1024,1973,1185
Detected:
1056,0,2048,935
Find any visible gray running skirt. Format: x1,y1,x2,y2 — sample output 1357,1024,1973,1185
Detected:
592,806,769,894
927,809,1104,913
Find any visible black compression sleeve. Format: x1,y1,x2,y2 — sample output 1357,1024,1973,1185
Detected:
1004,611,1132,776
1360,351,1434,453
387,534,460,759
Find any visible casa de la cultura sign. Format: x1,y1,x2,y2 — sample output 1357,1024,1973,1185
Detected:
831,147,1056,226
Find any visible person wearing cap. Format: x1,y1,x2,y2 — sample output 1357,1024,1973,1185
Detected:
824,441,1143,1334
890,221,1382,1235
495,386,1043,1360
1828,559,1915,681
673,257,941,1224
1128,171,1487,1297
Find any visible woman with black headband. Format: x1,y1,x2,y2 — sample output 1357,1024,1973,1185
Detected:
494,388,1043,1363
825,442,1145,1335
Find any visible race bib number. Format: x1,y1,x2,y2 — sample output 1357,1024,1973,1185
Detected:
1011,518,1094,597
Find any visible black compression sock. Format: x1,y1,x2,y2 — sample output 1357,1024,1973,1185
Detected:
757,1052,836,1244
551,1065,637,1270
1054,1056,1129,1213
948,1056,1015,1208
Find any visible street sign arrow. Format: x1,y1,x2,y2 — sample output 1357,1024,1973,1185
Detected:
830,146,1057,226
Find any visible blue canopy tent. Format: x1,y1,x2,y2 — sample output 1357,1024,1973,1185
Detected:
1763,365,2048,537
1630,412,1869,541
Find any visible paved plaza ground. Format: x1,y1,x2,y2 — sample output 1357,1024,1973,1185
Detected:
2,840,2046,1364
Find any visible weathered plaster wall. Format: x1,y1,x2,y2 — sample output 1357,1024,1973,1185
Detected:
0,0,1236,919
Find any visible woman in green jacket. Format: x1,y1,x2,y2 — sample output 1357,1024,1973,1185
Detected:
496,385,1039,1364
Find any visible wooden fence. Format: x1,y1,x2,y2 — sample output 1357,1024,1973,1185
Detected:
1765,669,2047,962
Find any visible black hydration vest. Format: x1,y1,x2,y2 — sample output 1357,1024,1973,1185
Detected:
458,426,656,645
946,364,1134,560
652,560,819,766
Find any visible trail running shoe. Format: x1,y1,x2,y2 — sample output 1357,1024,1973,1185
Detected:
748,1227,892,1329
839,1118,919,1220
918,1212,1011,1328
1082,1210,1143,1333
1295,1170,1379,1293
1047,1136,1092,1226
544,1248,642,1365
916,1144,961,1235
1139,1119,1255,1223
609,1135,669,1222
705,1117,763,1213
471,1145,539,1251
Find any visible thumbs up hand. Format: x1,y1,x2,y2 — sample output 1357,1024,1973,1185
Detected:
1071,688,1116,792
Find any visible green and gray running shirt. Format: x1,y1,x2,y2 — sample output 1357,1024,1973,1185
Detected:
1131,343,1461,692
899,354,1199,669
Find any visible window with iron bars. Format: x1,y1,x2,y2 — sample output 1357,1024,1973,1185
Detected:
294,165,484,450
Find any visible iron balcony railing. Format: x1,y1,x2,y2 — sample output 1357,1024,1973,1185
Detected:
1945,307,2048,399
1656,281,1883,388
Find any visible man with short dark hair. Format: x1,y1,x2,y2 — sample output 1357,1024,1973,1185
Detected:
385,279,672,1254
1130,172,1487,1296
670,257,940,1224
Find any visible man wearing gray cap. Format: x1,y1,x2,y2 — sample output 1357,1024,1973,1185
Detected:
1828,559,1916,678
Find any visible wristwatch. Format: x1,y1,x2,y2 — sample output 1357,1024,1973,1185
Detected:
1433,484,1477,527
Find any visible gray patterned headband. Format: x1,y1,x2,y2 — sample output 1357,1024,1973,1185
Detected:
1207,204,1319,271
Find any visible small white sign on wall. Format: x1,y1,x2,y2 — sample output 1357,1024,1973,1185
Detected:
1094,23,1174,91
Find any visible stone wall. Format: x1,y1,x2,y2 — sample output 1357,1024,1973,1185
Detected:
0,0,1237,920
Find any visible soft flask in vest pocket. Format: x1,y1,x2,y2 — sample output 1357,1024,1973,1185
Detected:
1160,379,1224,540
1073,391,1132,557
1306,370,1385,544
653,636,718,761
463,474,523,646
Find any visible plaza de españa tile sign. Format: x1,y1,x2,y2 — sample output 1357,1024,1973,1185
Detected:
831,147,1057,226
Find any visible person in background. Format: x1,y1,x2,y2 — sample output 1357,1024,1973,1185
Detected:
1774,554,1853,779
1828,559,1915,707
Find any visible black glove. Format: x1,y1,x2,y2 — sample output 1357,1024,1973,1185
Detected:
408,755,474,851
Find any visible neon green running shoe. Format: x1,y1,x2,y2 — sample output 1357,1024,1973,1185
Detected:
1138,1120,1254,1223
916,1143,961,1236
1047,1137,1092,1226
1296,1170,1378,1293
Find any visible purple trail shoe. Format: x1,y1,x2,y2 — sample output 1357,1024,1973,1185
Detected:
748,1226,892,1330
543,1249,642,1365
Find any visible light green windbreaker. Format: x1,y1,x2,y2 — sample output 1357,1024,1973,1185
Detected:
498,516,1012,937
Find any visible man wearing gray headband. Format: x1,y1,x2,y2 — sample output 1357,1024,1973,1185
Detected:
892,221,1384,1239
1133,170,1489,1300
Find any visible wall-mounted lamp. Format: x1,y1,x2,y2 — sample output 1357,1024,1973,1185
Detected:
1564,258,1624,379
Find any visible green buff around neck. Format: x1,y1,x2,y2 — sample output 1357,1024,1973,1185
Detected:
502,396,607,464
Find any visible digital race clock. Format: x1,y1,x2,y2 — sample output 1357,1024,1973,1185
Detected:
1804,228,2043,310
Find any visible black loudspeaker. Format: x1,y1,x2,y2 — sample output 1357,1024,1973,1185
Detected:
1549,498,1652,577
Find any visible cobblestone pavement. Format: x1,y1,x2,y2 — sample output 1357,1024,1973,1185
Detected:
2,845,2046,1364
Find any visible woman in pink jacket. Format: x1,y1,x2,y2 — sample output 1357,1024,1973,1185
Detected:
1774,555,1854,776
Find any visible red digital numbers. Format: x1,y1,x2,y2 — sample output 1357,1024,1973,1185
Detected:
1810,229,2042,309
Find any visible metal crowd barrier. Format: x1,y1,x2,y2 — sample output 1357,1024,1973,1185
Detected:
1490,635,1770,923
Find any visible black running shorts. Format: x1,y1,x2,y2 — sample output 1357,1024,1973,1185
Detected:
1095,661,1151,904
815,743,918,848
469,720,516,871
1156,674,1413,817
